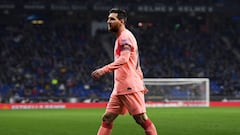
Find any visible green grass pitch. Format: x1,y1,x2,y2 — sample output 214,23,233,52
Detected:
0,107,239,135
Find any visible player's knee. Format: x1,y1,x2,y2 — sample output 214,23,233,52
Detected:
134,117,145,125
102,113,117,123
102,114,110,122
133,113,148,126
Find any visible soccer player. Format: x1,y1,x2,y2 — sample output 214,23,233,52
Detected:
91,8,158,135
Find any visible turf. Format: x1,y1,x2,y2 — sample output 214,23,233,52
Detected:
0,107,239,135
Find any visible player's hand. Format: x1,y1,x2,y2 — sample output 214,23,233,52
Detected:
91,68,105,80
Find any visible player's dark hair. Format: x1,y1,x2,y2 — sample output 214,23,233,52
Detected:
109,8,127,22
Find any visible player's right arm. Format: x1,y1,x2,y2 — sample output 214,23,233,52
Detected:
91,44,131,79
102,44,131,72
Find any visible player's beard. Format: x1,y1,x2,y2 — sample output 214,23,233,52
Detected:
108,24,119,33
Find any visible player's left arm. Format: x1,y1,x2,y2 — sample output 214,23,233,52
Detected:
91,44,131,79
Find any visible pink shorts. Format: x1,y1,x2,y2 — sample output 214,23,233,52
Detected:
106,91,146,115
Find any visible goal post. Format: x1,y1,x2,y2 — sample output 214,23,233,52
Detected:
144,78,210,107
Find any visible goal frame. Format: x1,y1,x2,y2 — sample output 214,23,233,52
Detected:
144,78,210,107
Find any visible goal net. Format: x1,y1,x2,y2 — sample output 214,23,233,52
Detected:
144,78,210,107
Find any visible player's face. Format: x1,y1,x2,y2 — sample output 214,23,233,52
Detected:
107,13,121,32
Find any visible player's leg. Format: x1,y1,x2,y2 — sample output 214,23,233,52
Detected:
121,91,158,135
133,113,158,135
97,112,118,135
97,94,126,135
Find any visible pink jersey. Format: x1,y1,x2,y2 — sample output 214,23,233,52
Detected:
102,29,145,95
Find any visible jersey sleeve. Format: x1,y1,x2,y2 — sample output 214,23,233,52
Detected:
101,48,131,73
119,37,131,46
101,35,132,73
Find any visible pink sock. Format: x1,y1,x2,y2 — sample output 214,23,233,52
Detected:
97,122,113,135
141,119,158,135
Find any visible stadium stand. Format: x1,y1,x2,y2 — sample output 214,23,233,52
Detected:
0,0,240,103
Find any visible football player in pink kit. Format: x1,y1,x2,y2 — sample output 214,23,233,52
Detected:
91,8,158,135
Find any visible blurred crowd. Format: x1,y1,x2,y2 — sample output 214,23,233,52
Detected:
137,13,240,100
0,9,240,103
